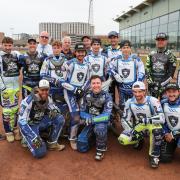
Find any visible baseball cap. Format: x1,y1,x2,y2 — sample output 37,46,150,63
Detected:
108,31,119,38
132,81,146,90
28,38,37,43
39,79,50,89
74,43,86,51
165,83,179,91
155,32,168,40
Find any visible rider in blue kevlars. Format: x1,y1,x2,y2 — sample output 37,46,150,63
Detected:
160,83,180,163
57,43,90,150
108,40,145,110
18,80,65,158
77,75,113,161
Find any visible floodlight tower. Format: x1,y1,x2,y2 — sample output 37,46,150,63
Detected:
88,0,94,25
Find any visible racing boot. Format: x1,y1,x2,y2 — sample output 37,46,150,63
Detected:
95,150,104,161
70,140,77,150
0,134,6,141
13,127,21,141
47,142,65,151
6,132,15,143
21,138,28,148
149,156,160,168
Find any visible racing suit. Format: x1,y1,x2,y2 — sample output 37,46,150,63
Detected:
178,68,180,87
84,51,111,92
109,54,145,109
18,93,65,158
0,50,21,134
59,58,90,141
40,54,68,116
118,96,165,158
103,45,122,100
19,52,44,98
160,97,180,162
146,49,177,98
77,90,113,152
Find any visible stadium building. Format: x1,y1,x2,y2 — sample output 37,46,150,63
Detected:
115,0,180,51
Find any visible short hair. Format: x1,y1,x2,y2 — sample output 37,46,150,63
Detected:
2,37,13,44
91,38,101,46
62,36,71,44
90,75,102,82
52,40,62,47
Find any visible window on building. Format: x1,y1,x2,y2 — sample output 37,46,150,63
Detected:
159,24,168,33
152,18,159,27
146,20,152,28
168,21,178,32
160,15,168,25
136,24,140,31
169,11,179,22
152,26,159,35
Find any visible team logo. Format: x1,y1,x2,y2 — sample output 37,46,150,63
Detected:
55,69,63,77
137,113,146,121
77,72,84,82
92,64,100,73
7,62,18,72
28,63,39,73
168,116,178,127
152,61,164,72
122,68,130,78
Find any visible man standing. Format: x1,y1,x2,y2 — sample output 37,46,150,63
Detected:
81,35,92,55
61,36,74,60
160,83,180,163
103,31,121,60
85,38,111,92
20,38,45,98
146,32,177,99
37,31,53,57
18,80,65,158
77,75,113,160
59,43,90,150
109,40,145,109
0,37,22,142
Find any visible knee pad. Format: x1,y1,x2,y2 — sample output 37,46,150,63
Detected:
77,126,94,153
152,128,163,145
32,142,47,159
118,130,132,145
160,140,176,163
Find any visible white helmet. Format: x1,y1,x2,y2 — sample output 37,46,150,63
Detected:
39,79,50,89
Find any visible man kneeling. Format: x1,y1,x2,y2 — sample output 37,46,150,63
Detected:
77,75,113,161
118,81,165,168
18,80,65,158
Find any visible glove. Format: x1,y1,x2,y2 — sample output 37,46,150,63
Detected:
75,87,84,98
32,137,42,149
139,118,151,125
85,117,93,126
49,109,60,119
131,130,143,141
114,74,123,83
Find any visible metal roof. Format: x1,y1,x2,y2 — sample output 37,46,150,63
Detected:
114,0,157,22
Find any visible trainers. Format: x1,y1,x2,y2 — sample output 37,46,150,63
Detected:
133,139,144,150
6,132,15,143
13,127,21,141
149,156,159,168
47,142,65,151
95,150,104,161
70,140,77,150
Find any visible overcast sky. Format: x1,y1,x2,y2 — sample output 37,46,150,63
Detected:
0,0,142,36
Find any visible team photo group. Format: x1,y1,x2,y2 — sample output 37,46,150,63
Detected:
0,30,180,169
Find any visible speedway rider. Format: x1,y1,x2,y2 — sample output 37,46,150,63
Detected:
108,40,145,110
0,37,22,142
20,38,45,98
146,32,177,99
160,83,180,162
84,38,111,92
77,75,113,160
58,43,90,150
118,81,165,168
18,80,65,158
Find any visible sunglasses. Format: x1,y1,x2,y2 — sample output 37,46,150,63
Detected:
40,36,49,39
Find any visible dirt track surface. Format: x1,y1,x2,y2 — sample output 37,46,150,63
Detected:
0,131,180,180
